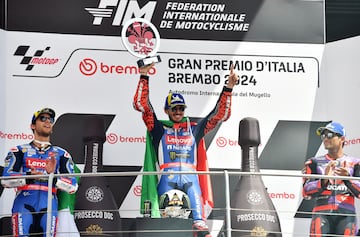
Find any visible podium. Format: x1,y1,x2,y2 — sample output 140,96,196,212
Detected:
135,218,193,237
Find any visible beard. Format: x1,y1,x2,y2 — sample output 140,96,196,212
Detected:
37,130,52,137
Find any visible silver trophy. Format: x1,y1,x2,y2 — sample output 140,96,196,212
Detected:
121,18,161,67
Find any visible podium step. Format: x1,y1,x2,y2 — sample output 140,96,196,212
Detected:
135,218,193,237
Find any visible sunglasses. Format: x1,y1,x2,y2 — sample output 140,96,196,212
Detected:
320,132,340,140
171,106,185,112
39,115,54,123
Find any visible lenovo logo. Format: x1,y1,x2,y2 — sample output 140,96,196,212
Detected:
26,158,47,169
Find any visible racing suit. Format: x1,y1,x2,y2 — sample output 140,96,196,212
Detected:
303,154,360,236
1,142,78,237
133,75,232,221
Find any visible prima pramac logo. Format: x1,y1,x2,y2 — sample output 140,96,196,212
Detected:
13,45,60,71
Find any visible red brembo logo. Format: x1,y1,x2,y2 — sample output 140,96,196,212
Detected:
79,58,156,76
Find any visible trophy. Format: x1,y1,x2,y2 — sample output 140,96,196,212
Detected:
121,18,161,67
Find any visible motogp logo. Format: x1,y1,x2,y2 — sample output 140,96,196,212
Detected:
13,45,60,71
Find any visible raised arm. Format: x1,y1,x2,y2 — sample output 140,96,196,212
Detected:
194,64,239,139
133,63,158,132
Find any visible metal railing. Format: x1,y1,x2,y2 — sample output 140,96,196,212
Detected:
1,170,360,237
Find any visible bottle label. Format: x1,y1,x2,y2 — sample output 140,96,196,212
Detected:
144,200,151,218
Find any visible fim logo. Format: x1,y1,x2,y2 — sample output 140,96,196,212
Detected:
85,0,156,26
14,45,60,71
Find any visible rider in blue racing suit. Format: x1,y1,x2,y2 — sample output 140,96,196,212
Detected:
1,108,78,237
133,63,239,236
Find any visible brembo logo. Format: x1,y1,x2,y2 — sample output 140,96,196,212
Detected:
79,58,156,76
13,46,60,71
85,0,156,26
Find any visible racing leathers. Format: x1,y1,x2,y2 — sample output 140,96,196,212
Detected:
133,75,233,221
1,142,78,237
303,154,360,236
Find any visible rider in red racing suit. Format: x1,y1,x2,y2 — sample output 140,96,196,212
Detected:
133,63,239,236
1,108,78,237
303,122,360,236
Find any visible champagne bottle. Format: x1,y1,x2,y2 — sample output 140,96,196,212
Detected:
230,117,282,237
74,115,122,236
